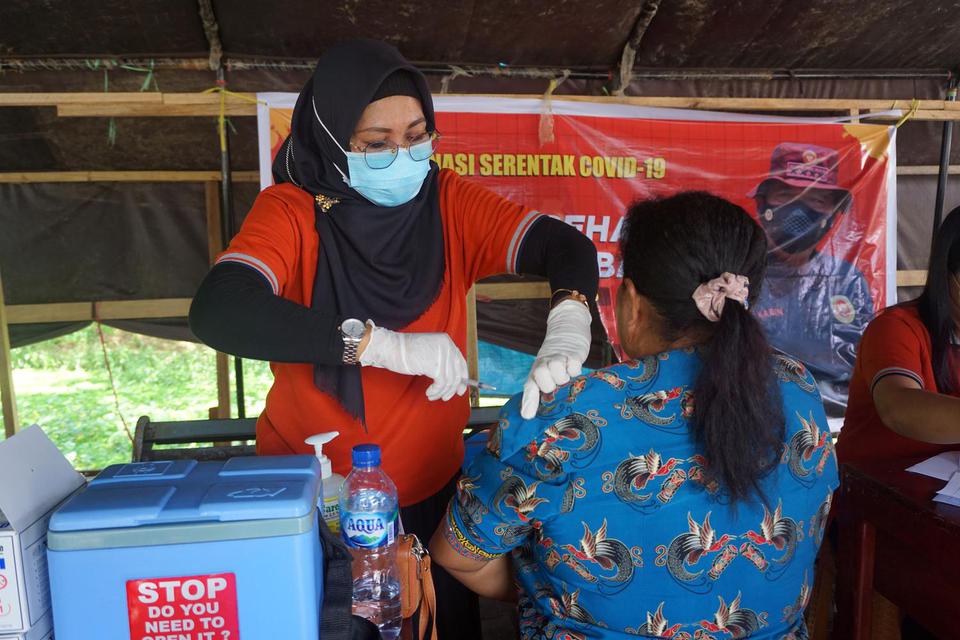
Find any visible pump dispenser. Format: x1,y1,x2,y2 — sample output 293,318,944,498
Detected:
305,432,345,533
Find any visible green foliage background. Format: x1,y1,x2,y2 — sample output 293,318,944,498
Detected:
2,325,273,469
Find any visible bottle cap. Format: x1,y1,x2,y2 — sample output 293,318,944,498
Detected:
304,432,339,478
352,444,381,467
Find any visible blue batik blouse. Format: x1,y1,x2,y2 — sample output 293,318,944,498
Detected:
446,348,838,640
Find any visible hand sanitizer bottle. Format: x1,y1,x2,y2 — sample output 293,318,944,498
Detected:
305,432,345,533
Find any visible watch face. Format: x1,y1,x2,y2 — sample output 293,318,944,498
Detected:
342,318,365,339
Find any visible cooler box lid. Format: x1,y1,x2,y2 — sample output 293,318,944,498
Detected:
49,456,321,533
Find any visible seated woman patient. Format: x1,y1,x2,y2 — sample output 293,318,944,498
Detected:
837,203,960,465
430,192,838,640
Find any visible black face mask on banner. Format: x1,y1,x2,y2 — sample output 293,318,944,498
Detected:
759,200,835,254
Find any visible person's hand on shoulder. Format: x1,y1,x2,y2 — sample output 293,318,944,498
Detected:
360,323,468,401
521,299,592,418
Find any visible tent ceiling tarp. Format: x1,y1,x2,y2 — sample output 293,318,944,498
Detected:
2,0,960,358
1,1,959,71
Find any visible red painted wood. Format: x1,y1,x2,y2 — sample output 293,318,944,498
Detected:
835,459,960,639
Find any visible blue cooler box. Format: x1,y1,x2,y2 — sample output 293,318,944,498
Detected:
47,456,324,640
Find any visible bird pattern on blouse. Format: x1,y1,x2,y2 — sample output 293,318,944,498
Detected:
448,349,838,640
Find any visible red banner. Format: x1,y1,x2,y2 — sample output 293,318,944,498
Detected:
258,95,895,386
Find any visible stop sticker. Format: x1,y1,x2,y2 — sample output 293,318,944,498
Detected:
126,572,240,640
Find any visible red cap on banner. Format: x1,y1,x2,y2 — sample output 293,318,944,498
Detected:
747,142,852,200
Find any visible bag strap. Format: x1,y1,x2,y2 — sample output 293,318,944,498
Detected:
418,556,439,640
318,517,354,639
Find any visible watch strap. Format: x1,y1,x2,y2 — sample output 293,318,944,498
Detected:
342,339,361,365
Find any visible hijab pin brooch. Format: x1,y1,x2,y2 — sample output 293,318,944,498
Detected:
315,193,340,213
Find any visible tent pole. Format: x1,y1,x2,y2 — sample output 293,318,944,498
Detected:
0,268,20,437
465,286,479,408
205,181,231,420
215,65,245,419
933,74,958,236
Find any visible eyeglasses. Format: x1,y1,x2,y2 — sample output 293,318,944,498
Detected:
353,131,441,169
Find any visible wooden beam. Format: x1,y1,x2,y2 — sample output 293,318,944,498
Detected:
897,270,927,287
2,91,945,111
472,94,948,112
6,299,192,324
58,103,257,117
60,99,960,120
475,282,552,300
4,91,958,119
4,269,927,328
0,171,259,183
0,269,20,437
865,109,960,121
465,286,480,407
0,164,936,184
6,165,948,183
0,93,165,106
897,165,960,176
93,299,192,321
6,302,91,324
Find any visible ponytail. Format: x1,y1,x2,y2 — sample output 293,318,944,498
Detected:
693,302,784,503
620,191,785,505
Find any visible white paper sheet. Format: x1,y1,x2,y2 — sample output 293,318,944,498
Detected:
905,451,960,481
933,471,960,507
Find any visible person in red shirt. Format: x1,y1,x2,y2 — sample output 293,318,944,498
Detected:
837,203,960,466
189,39,598,638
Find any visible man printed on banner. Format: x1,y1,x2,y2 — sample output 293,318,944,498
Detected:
749,142,874,417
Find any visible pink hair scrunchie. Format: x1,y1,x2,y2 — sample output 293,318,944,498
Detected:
691,273,750,322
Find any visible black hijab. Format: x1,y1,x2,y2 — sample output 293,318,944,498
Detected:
272,39,445,425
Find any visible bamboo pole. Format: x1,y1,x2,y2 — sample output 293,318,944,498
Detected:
0,269,20,437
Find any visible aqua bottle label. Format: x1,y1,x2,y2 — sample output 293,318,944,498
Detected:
341,509,397,548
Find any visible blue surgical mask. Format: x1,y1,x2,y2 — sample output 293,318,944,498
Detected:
313,99,430,207
342,147,430,207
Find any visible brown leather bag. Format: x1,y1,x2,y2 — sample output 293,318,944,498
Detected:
396,533,438,640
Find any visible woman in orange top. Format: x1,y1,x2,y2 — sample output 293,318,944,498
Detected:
189,39,598,637
837,203,960,466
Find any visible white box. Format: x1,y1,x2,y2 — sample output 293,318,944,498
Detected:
0,609,53,639
0,426,85,635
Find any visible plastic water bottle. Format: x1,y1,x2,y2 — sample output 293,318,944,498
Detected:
339,444,401,639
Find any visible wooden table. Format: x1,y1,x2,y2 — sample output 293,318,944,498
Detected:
835,458,960,639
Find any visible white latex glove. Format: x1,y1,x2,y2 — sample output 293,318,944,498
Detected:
360,323,468,402
521,299,592,419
